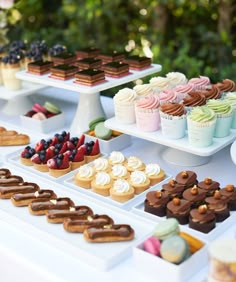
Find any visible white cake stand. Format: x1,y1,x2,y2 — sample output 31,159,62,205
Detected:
16,64,162,134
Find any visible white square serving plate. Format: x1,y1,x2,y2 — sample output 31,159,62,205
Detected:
20,112,65,134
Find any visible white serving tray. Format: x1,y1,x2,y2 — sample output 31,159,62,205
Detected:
62,169,171,210
0,163,153,271
105,117,236,157
131,185,235,241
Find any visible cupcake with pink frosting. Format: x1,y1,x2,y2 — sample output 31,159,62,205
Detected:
158,89,178,104
188,76,211,91
135,94,160,132
174,83,194,102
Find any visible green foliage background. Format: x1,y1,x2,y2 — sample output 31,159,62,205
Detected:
4,0,236,94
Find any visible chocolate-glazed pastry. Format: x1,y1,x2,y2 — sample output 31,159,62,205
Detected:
166,197,191,224
182,185,206,208
46,205,94,223
63,214,114,233
175,171,198,188
189,204,216,233
28,197,74,215
11,189,57,207
220,184,236,211
0,182,39,199
205,190,229,222
198,177,220,196
161,179,185,198
144,190,170,217
0,175,23,186
0,168,11,178
83,224,135,242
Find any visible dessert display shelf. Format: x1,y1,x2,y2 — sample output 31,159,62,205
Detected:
105,117,236,166
0,82,47,115
15,64,162,134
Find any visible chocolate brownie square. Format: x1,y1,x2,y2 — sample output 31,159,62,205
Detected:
124,55,152,70
27,60,53,75
50,64,78,80
74,68,105,86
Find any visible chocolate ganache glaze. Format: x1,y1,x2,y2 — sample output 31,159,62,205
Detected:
0,168,11,178
0,182,39,199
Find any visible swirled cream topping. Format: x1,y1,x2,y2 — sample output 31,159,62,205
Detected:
94,172,111,185
145,163,161,177
166,72,188,87
112,164,128,178
93,157,109,171
113,88,137,105
127,156,143,170
224,92,236,109
174,83,194,94
133,84,154,97
149,76,169,92
77,165,94,178
109,151,125,165
135,94,160,109
160,102,186,116
206,99,232,115
188,76,210,90
158,89,177,104
130,170,148,184
113,179,131,193
188,106,216,122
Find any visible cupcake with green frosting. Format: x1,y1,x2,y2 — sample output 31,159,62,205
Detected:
223,92,236,129
187,106,216,147
206,99,233,138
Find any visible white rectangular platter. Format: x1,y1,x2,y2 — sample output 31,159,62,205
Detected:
16,64,162,94
131,182,235,241
105,117,236,157
0,163,154,271
62,169,171,210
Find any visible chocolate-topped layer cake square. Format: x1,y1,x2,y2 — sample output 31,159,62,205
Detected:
75,47,100,59
27,60,53,75
98,51,125,64
124,55,152,70
51,52,77,66
74,68,105,86
75,57,102,70
102,61,130,78
50,64,78,80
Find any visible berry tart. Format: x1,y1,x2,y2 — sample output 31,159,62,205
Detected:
47,153,71,178
84,139,101,163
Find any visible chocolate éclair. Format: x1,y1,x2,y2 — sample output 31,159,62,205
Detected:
83,224,135,243
11,189,57,207
0,181,39,199
63,214,114,233
0,168,11,178
28,197,75,215
46,205,94,223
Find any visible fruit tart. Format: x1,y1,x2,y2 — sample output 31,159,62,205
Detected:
47,153,71,178
84,139,101,163
31,146,56,172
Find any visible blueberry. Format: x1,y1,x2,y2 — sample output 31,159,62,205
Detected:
61,131,67,137
54,143,62,150
89,141,95,146
56,158,62,167
57,135,64,143
57,153,64,159
24,152,31,158
29,148,35,155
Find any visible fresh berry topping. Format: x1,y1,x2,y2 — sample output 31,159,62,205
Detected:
72,146,86,162
89,139,100,156
76,134,85,148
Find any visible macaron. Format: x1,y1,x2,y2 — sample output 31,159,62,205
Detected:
153,218,180,241
160,235,191,264
32,112,47,120
143,236,161,256
89,117,106,131
94,122,112,140
44,101,61,114
32,103,47,114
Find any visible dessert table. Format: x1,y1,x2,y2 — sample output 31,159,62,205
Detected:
0,87,236,282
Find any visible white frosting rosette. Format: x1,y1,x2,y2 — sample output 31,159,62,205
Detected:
127,156,143,170
113,87,137,124
130,170,148,185
93,157,109,172
109,151,125,165
149,76,169,94
78,164,94,178
113,178,131,193
111,164,128,178
94,172,111,186
145,163,161,177
166,72,188,88
133,83,154,98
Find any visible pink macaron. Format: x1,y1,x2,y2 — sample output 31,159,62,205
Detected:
143,236,161,256
32,103,48,114
32,112,47,120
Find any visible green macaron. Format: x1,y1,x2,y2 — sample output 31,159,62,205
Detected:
153,218,180,241
94,121,112,140
89,116,106,131
44,101,61,114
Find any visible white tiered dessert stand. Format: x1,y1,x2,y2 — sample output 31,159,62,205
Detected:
16,64,162,134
